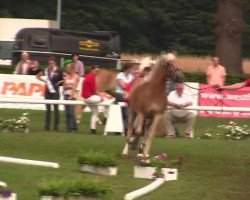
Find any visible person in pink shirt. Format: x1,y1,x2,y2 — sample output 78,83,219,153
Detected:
206,56,226,86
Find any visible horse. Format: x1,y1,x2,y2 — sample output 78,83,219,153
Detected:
122,53,178,157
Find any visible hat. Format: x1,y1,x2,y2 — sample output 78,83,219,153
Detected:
64,59,72,67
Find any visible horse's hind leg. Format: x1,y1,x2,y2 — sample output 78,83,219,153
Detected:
75,105,85,124
143,113,163,157
122,108,136,155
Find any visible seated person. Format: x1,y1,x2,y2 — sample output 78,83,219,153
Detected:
164,82,197,138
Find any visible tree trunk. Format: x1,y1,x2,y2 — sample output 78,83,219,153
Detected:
213,0,246,73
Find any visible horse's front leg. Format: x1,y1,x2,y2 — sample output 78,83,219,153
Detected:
139,119,151,154
143,113,163,157
135,112,144,136
122,108,136,155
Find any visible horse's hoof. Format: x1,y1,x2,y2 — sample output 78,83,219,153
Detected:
121,153,128,158
130,137,139,150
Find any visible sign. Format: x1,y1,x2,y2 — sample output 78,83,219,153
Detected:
199,84,250,118
0,74,83,110
79,40,100,51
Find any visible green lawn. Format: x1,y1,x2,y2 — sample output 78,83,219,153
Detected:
0,109,249,200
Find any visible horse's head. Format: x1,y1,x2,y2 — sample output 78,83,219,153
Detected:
157,53,179,79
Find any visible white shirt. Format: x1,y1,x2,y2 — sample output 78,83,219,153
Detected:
168,91,193,118
115,72,133,94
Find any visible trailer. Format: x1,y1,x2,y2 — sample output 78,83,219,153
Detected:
12,28,121,68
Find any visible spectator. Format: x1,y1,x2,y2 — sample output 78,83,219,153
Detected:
36,58,63,131
72,54,85,77
167,69,185,94
164,82,197,138
27,60,42,75
131,59,141,70
115,62,134,133
124,67,142,102
63,63,80,133
206,56,226,86
13,52,31,75
81,65,103,134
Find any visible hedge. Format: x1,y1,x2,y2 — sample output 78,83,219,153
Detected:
1,65,249,85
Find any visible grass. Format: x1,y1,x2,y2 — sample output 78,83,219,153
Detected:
0,109,249,200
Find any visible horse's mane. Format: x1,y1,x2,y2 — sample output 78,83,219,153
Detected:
146,53,176,83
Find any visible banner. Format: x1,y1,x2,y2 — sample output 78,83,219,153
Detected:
199,84,250,118
0,74,83,110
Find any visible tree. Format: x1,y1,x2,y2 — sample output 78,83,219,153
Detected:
214,0,246,73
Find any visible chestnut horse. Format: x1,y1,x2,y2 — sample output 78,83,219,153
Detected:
122,53,177,157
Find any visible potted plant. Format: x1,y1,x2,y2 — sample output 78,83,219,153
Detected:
0,185,17,200
134,153,182,181
39,179,110,200
78,150,118,176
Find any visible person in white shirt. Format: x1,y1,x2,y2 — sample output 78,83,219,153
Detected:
115,62,134,134
164,82,197,138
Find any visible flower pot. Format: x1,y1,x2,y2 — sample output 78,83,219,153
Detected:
0,193,17,200
80,164,118,176
133,166,157,179
133,166,178,181
40,196,101,200
161,168,178,181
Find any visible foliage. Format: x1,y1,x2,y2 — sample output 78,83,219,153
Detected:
137,153,183,169
184,72,249,84
78,149,117,167
38,179,110,197
0,0,250,56
136,153,183,178
199,121,250,140
0,113,30,133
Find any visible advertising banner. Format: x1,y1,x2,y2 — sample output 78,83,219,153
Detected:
199,84,250,118
0,74,83,110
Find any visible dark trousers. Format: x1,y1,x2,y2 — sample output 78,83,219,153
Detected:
44,92,59,130
64,95,77,132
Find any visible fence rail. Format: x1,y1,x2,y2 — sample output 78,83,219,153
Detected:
0,97,250,112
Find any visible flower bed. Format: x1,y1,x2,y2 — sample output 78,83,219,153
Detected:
78,150,118,176
39,179,109,200
0,186,16,200
0,113,30,133
134,153,181,181
0,193,17,200
80,164,118,176
199,121,250,140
